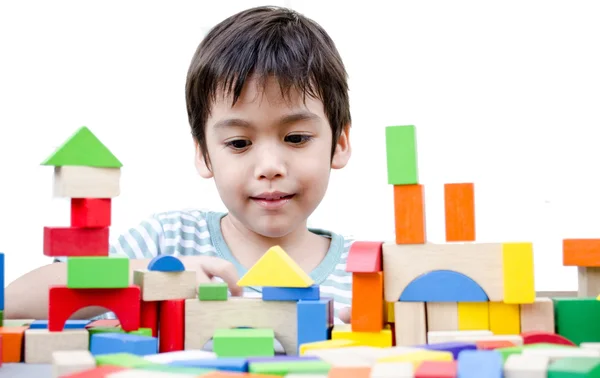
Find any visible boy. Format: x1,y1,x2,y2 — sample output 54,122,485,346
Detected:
5,5,354,325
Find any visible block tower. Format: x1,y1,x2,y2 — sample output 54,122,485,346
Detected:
40,126,141,336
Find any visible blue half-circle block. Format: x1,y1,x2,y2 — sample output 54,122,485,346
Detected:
399,270,488,302
147,255,185,272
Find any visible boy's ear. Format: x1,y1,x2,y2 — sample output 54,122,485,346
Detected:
194,140,214,178
331,123,352,169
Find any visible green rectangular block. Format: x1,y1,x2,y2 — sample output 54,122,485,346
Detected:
554,297,600,345
548,357,600,377
67,257,129,288
198,282,228,301
213,328,274,357
249,360,331,375
95,353,157,368
385,125,418,185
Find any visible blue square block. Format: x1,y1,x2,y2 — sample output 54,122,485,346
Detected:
297,298,332,354
262,285,320,301
90,333,158,356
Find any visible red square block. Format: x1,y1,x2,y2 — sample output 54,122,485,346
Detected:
71,198,111,228
43,227,109,257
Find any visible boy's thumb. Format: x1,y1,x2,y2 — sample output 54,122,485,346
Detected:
201,258,244,297
338,307,351,324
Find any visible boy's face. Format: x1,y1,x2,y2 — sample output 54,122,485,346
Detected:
196,75,351,238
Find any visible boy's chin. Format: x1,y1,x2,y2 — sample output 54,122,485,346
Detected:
249,217,298,239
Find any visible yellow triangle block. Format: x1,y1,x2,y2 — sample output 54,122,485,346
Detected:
237,245,314,288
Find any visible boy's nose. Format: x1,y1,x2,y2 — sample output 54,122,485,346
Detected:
254,148,287,180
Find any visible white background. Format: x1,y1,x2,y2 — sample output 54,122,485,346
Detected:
1,0,600,289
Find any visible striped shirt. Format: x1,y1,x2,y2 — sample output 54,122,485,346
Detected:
107,209,353,324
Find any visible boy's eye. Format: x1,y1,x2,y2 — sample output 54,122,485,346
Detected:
226,139,251,149
285,134,312,144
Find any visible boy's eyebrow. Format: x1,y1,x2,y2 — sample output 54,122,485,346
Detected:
213,111,319,130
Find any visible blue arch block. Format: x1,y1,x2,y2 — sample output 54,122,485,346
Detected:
399,270,488,302
147,255,185,272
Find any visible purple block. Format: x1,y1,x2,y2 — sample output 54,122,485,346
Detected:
418,341,477,359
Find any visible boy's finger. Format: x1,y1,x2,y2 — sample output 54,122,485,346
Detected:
202,258,244,297
338,306,351,324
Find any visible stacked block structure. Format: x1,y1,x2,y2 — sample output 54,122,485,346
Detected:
2,126,600,376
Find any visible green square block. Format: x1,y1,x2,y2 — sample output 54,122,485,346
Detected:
95,353,157,368
385,125,418,185
548,357,600,377
496,343,575,363
198,282,228,301
67,257,129,288
249,360,331,375
213,328,274,357
554,297,600,345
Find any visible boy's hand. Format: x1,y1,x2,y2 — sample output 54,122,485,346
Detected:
339,307,351,324
183,256,244,296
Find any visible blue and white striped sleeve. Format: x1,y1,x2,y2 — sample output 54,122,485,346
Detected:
109,215,164,259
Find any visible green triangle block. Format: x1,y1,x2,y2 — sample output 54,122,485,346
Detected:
41,126,123,168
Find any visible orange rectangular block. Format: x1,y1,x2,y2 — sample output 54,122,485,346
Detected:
328,367,371,378
476,340,516,350
563,239,600,267
351,272,384,332
0,326,28,362
444,183,475,242
393,184,426,244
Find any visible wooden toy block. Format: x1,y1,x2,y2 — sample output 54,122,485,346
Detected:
298,339,358,356
393,301,426,346
0,253,4,311
248,360,332,375
52,350,96,377
297,298,333,354
522,331,575,346
0,310,2,326
384,301,395,324
198,282,229,301
136,364,216,375
328,366,373,378
143,349,216,364
147,255,185,272
95,352,157,368
237,245,313,288
399,270,488,302
377,349,454,368
520,297,555,333
414,360,457,377
86,319,120,328
213,328,275,358
554,297,600,345
577,267,600,296
67,257,129,288
262,285,320,301
30,319,90,329
41,126,123,168
0,326,27,362
504,353,549,377
563,238,600,267
133,269,196,301
159,299,184,353
49,286,140,332
53,166,121,198
443,183,475,242
105,370,203,377
456,350,502,378
1,319,35,327
385,125,418,185
489,302,520,335
426,302,458,331
382,242,503,302
476,340,516,350
351,272,383,332
140,300,159,337
24,328,88,363
502,242,535,304
523,346,600,361
346,241,383,273
393,184,426,244
44,226,109,257
185,297,297,355
60,366,128,377
170,357,249,372
332,323,393,348
416,341,476,359
547,357,600,376
0,335,2,367
91,333,158,356
457,302,489,330
427,331,522,346
370,362,413,377
71,198,111,228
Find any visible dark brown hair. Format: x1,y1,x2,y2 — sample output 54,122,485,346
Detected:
185,5,351,167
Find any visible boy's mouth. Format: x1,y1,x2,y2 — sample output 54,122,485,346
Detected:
250,192,295,209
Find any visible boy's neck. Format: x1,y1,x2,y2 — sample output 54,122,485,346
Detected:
220,214,330,274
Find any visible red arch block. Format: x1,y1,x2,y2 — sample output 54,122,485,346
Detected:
49,285,141,332
522,331,575,346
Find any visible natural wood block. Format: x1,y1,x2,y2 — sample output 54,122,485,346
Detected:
52,350,96,378
427,302,458,331
133,270,196,301
54,166,120,198
520,297,555,333
184,297,297,356
577,267,600,297
394,302,426,346
25,329,89,364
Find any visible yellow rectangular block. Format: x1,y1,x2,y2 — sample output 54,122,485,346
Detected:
377,350,454,369
502,242,535,304
458,302,489,330
331,324,393,348
489,302,520,335
299,339,359,355
384,302,395,323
